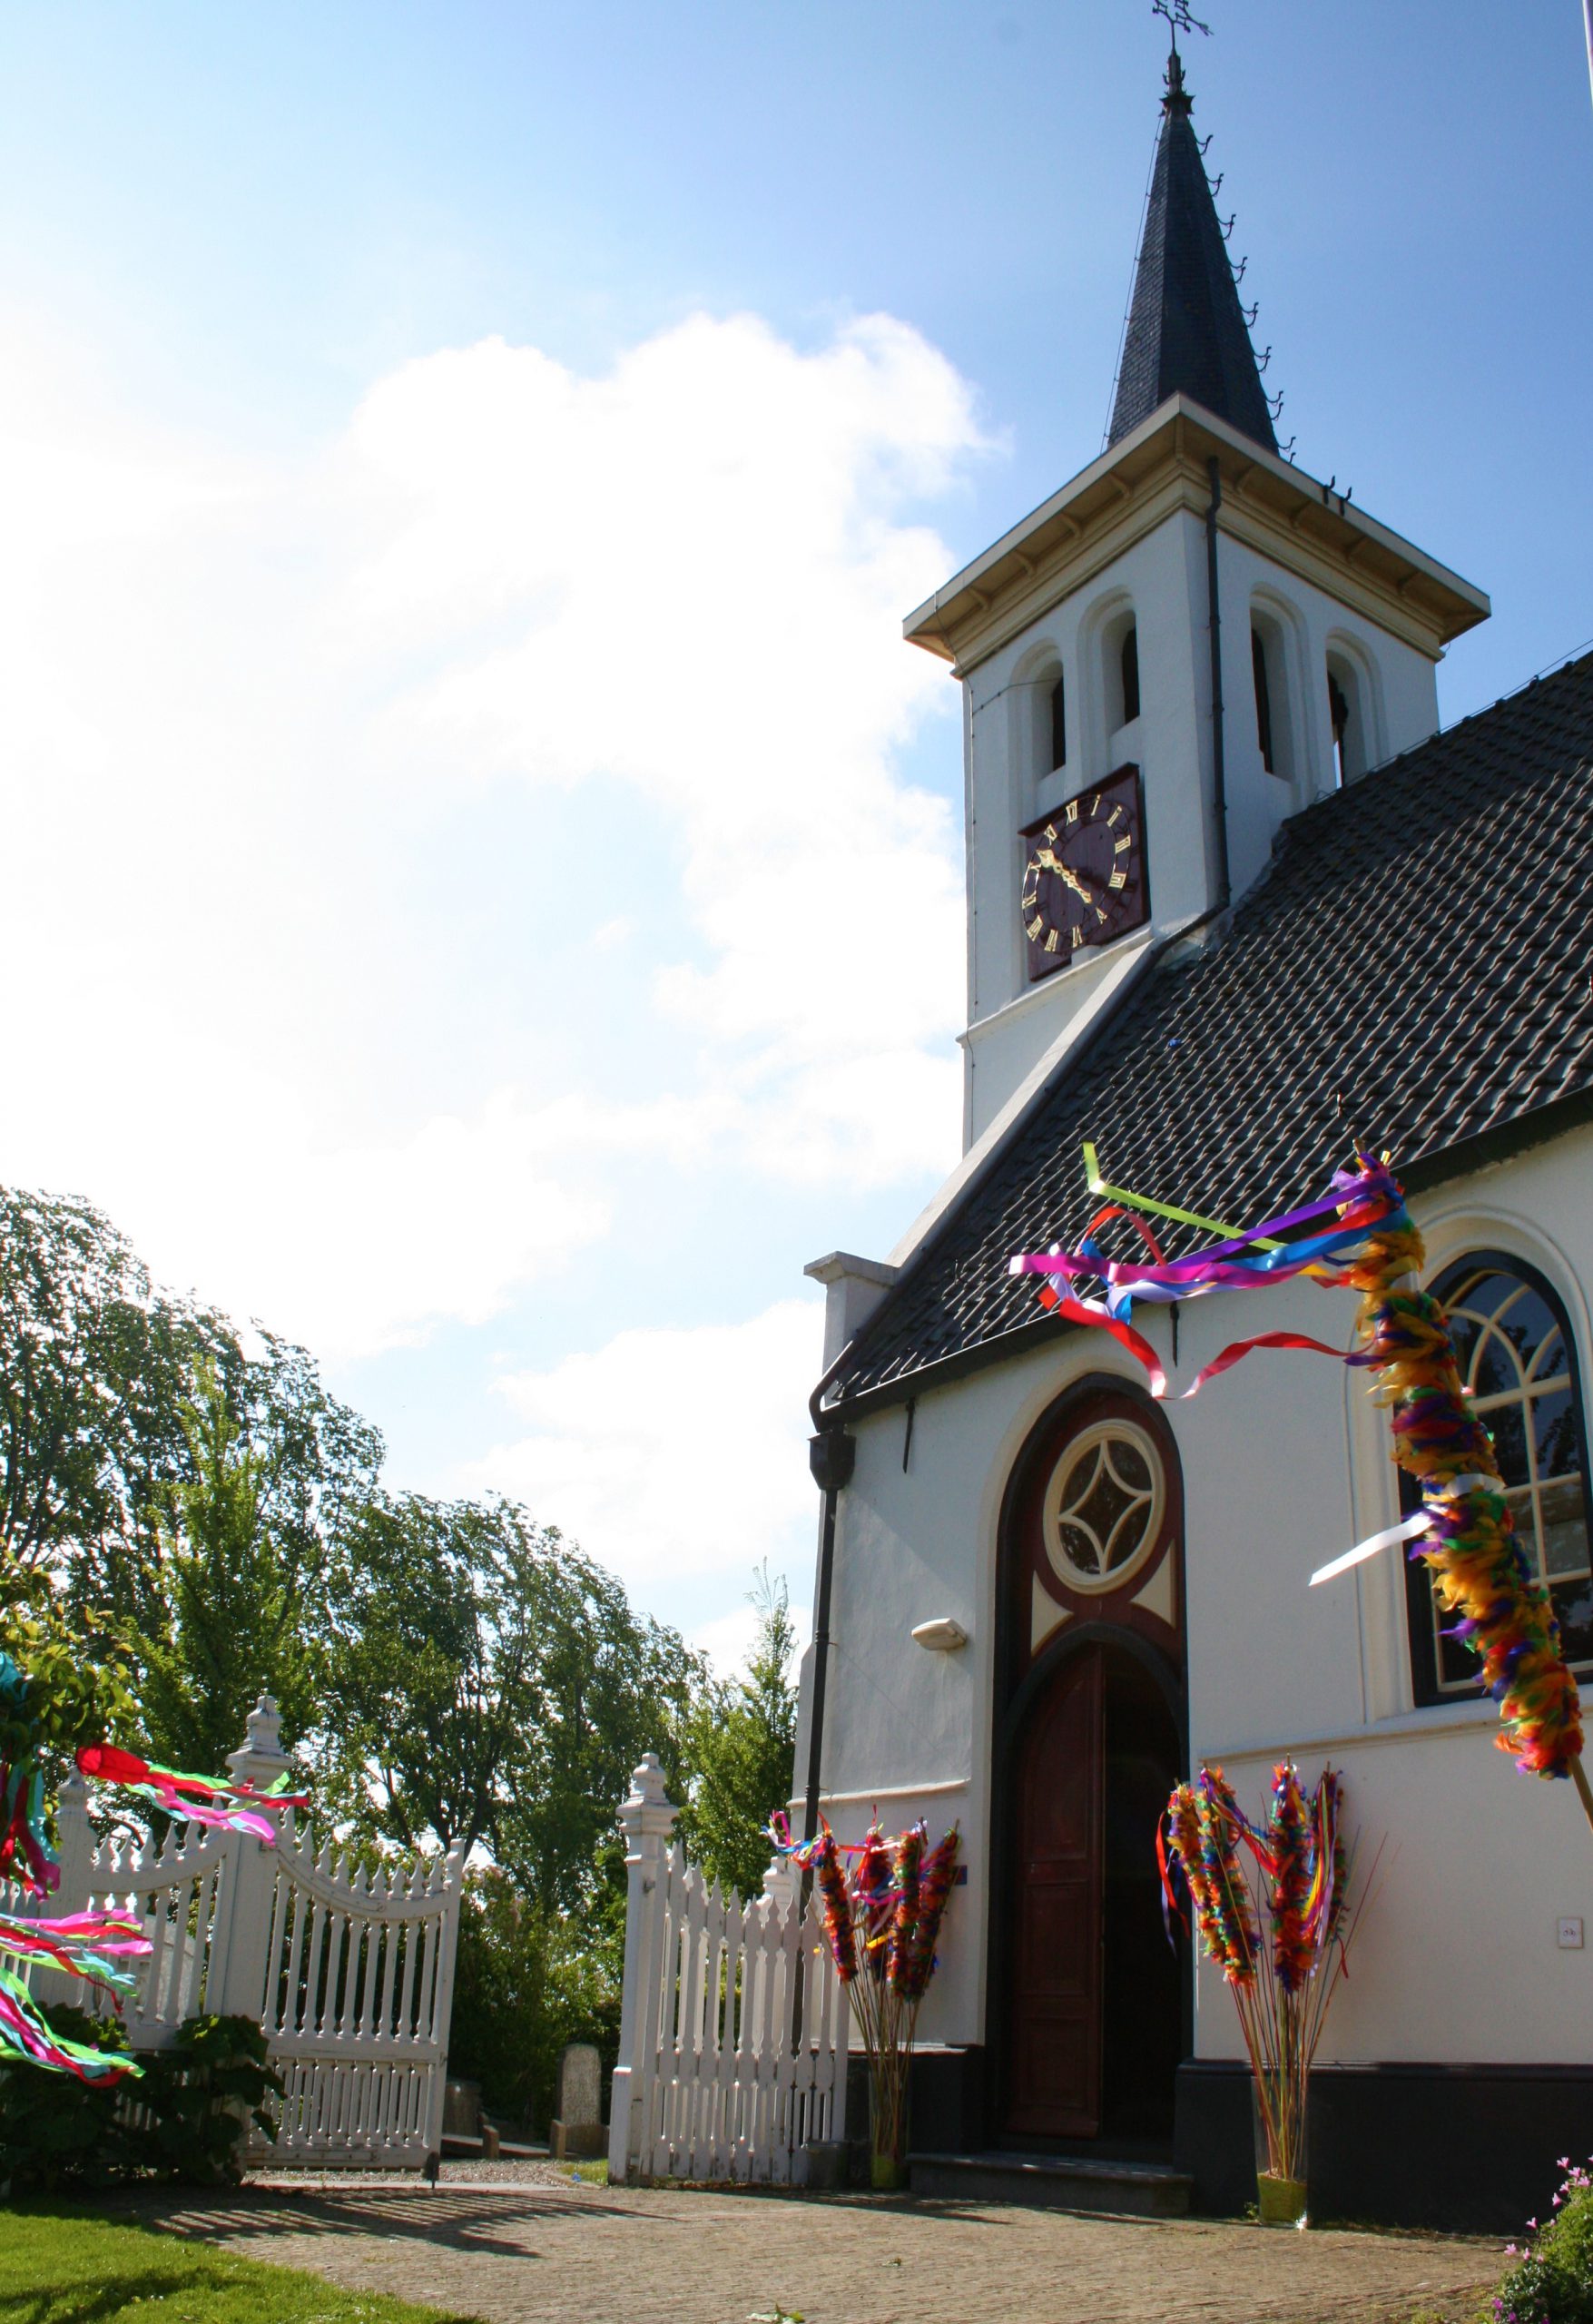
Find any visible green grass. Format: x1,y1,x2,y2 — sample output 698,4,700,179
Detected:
0,2208,480,2324
556,2159,607,2186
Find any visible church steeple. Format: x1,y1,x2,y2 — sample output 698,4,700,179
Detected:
1107,44,1276,452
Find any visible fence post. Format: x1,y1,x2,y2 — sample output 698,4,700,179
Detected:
420,1837,468,2159
52,1768,97,1915
25,1769,100,2010
206,1695,292,2022
607,1753,676,2185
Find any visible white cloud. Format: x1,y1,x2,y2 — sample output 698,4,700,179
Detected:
0,305,985,1358
471,1301,823,1620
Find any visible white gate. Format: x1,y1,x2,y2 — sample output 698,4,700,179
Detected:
608,1756,849,2186
254,1825,461,2165
3,1699,465,2169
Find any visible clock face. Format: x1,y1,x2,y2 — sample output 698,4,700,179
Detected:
1018,763,1148,980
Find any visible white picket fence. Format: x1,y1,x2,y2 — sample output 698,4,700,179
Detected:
4,1699,465,2169
608,1755,849,2186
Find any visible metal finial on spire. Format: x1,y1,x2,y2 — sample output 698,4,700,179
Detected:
1152,0,1213,50
1153,0,1209,111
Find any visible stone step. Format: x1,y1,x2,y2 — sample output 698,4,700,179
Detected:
909,2149,1193,2218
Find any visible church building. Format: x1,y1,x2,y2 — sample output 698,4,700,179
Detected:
795,43,1593,2232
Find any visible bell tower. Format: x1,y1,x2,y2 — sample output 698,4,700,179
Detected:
905,41,1490,1153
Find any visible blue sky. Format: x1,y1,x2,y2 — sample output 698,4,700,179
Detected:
5,2,1590,1669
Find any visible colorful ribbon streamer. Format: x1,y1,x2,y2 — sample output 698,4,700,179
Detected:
1011,1149,1585,1782
0,1963,141,2083
74,1744,307,1840
0,1909,151,1994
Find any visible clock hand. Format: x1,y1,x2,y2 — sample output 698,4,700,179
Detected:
1059,865,1096,904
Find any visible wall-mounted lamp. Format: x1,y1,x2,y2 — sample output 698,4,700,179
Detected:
911,1617,969,1653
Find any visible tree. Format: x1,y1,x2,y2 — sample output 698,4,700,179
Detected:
677,1565,798,1902
322,1492,705,1908
499,1543,705,1915
0,1186,382,1658
133,1364,319,1777
0,1188,222,1613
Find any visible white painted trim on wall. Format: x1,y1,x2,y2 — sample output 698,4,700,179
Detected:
788,1777,971,1808
1203,1691,1567,1764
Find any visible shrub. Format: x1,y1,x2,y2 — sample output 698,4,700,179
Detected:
1495,2157,1593,2324
133,2013,282,2183
0,2007,281,2190
0,2004,131,2188
447,1870,621,2132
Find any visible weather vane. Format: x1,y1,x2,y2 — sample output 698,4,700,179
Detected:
1152,0,1212,49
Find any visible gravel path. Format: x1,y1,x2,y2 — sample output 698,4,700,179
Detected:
126,2178,1502,2324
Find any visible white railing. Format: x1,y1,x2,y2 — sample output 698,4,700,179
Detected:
3,1699,465,2170
608,1756,849,2187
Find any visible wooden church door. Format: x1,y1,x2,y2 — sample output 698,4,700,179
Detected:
1005,1645,1104,2137
997,1381,1185,2147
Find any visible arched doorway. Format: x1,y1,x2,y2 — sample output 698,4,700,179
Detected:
993,1379,1186,2150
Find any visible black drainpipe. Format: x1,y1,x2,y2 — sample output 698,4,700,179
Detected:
791,1367,856,2048
1205,455,1231,911
802,1364,856,1849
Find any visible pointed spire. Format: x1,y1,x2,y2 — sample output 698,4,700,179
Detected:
1107,47,1276,452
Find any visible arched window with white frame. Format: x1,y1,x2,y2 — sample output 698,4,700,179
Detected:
1098,604,1140,740
1404,1252,1593,1706
1325,641,1380,786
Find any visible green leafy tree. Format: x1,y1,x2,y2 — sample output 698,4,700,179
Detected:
231,1334,382,1620
323,1492,704,1908
0,1188,222,1610
501,1545,705,1915
322,1492,542,1858
677,1565,798,1901
0,1186,381,1650
134,1364,318,1776
0,1563,132,1868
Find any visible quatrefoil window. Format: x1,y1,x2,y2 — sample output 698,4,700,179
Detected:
1042,1419,1165,1593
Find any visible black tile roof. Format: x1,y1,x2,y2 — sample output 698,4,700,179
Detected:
1108,53,1277,454
822,653,1593,1412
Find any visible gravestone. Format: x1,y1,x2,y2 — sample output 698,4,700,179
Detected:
549,2042,604,2159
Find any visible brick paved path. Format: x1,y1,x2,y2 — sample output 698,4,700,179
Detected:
133,2181,1502,2324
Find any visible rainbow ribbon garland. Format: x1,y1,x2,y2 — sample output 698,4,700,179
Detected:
0,1907,152,2083
0,1688,306,2079
1011,1148,1584,1784
74,1744,308,1839
0,1966,142,2083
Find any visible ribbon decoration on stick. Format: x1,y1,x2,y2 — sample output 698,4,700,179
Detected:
1010,1148,1587,1796
74,1744,307,1840
0,1908,150,1994
0,1965,142,2083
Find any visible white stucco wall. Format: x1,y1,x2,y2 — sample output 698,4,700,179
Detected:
803,1121,1593,2067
